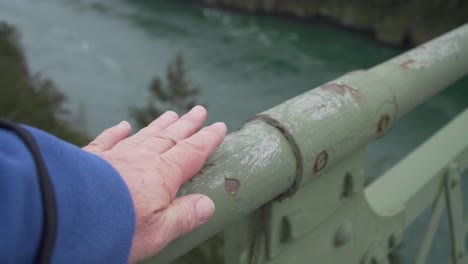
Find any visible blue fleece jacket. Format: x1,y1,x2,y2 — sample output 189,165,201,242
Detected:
0,121,135,264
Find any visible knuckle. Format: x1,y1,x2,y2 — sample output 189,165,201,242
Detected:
84,141,103,151
159,155,185,175
103,127,118,137
139,133,177,154
179,117,199,129
130,126,162,144
157,176,178,200
129,135,145,145
177,140,206,156
145,125,163,134
153,132,177,146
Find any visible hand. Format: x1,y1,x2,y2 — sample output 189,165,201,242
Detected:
83,106,227,263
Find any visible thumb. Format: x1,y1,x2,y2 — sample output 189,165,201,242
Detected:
137,194,215,260
164,194,215,239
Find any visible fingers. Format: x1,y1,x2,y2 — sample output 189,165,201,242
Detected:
138,106,208,154
114,111,178,150
159,122,227,194
83,121,131,153
148,111,178,128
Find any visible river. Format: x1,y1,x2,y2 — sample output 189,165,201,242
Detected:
1,0,467,263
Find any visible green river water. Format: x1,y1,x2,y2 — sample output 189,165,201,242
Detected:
1,0,467,263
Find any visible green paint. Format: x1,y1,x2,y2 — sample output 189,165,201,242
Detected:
151,24,468,263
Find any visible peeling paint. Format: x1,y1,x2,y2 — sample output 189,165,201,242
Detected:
321,83,364,102
274,87,361,132
377,114,390,136
178,122,288,194
322,83,361,98
400,59,415,69
253,114,303,197
394,34,460,69
322,83,347,95
313,150,328,173
239,132,281,174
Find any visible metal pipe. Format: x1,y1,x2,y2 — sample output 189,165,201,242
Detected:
147,23,468,263
145,121,297,263
366,107,468,227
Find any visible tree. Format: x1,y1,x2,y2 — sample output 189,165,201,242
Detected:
131,54,226,263
0,21,89,146
131,54,200,129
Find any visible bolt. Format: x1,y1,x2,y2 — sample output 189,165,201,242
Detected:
225,177,240,195
313,150,328,173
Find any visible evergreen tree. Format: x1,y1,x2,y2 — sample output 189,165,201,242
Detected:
131,54,200,129
0,21,88,146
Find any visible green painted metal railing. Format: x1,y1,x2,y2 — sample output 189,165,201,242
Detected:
145,23,468,264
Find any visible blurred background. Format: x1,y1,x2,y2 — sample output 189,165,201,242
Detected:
0,0,467,263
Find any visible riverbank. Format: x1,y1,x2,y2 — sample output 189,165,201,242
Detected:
188,0,468,47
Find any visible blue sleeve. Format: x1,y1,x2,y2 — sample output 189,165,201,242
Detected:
0,122,135,264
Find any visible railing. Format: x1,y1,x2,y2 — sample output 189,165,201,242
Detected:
145,23,468,264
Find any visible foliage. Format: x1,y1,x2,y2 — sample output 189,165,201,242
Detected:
0,21,89,146
131,54,200,130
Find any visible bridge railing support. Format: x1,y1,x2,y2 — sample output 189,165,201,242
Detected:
145,23,468,264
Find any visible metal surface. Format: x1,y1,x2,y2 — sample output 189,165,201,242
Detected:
415,188,446,264
144,121,298,263
446,164,466,263
146,23,468,263
232,107,468,264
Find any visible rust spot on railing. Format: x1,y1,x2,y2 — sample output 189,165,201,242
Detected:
313,150,328,173
322,83,363,101
377,114,390,136
225,177,240,195
322,83,347,95
400,59,415,69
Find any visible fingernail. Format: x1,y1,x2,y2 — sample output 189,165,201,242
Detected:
164,111,178,119
192,105,205,113
118,121,130,128
212,122,227,131
196,196,215,223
